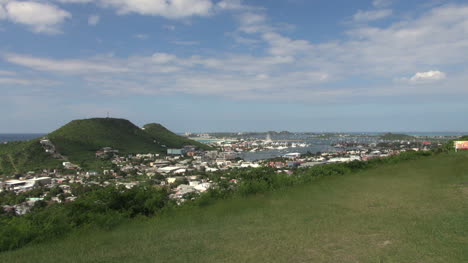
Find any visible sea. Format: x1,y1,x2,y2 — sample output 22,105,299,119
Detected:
0,134,45,143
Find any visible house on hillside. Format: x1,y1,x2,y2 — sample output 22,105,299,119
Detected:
167,149,184,155
96,147,119,159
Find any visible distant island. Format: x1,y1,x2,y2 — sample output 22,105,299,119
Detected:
379,133,415,140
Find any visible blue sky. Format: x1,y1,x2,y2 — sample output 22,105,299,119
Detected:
1,0,468,133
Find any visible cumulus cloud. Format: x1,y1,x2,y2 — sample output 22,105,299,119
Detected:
57,0,213,19
1,1,71,34
353,9,392,22
410,70,446,83
88,14,100,25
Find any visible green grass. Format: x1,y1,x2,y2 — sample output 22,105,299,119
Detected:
2,152,467,262
0,140,62,175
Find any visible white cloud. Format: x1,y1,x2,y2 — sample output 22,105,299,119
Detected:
353,9,392,22
0,1,71,33
372,0,392,8
58,0,213,19
262,32,313,56
217,0,245,10
134,33,148,40
55,0,91,3
239,12,265,25
4,53,129,74
4,3,468,102
56,0,254,18
88,14,100,25
151,53,176,64
2,1,71,34
237,12,270,33
410,70,446,83
0,75,61,88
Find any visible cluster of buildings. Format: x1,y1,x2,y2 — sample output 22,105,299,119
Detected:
1,136,439,215
0,144,264,215
192,135,310,153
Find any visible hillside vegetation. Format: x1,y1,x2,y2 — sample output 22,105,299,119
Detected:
48,118,164,166
0,140,61,176
1,151,467,262
143,123,212,151
0,118,208,174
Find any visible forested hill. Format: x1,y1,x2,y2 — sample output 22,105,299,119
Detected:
0,118,209,175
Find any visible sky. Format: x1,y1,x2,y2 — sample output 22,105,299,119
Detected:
1,0,468,133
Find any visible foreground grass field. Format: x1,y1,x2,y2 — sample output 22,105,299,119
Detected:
2,152,467,262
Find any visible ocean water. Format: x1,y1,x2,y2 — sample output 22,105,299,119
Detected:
0,134,45,143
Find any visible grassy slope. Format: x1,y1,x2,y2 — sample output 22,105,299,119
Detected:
143,123,212,151
0,140,61,175
2,152,467,262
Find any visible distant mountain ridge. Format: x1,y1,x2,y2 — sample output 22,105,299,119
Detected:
0,118,211,175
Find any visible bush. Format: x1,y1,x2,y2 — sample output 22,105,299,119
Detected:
0,186,170,252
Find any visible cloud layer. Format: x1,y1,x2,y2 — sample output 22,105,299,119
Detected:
57,0,216,18
0,0,245,33
2,2,468,103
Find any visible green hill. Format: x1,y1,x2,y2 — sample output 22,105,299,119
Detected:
143,123,212,151
0,118,210,175
47,118,164,165
1,152,466,262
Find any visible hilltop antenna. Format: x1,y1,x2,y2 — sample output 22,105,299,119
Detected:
107,112,110,118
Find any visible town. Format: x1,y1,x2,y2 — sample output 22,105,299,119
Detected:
0,134,442,216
